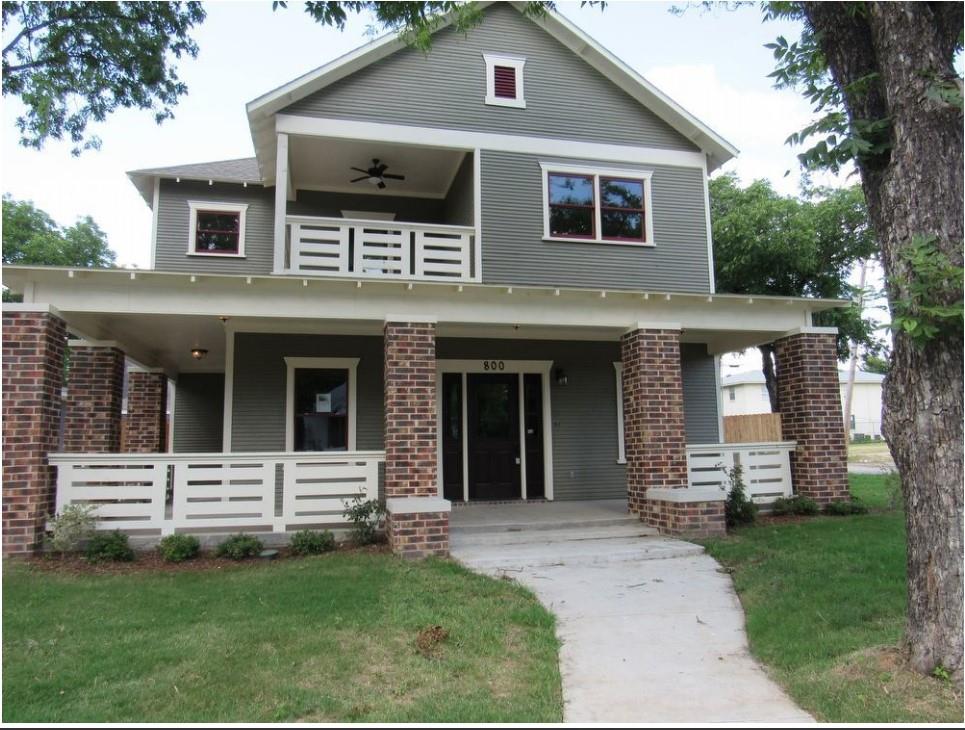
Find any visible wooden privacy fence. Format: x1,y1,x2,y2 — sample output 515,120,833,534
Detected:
49,451,384,535
723,413,782,443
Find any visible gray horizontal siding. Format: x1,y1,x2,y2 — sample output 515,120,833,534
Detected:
230,333,384,452
172,373,224,452
283,4,697,151
681,344,720,444
155,179,275,275
480,151,711,292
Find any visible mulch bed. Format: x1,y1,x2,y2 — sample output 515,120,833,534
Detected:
18,541,389,577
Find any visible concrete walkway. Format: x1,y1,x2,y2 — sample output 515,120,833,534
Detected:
450,502,813,723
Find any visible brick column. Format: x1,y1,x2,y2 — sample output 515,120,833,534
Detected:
2,307,67,556
124,369,168,453
774,328,850,503
64,342,125,453
621,325,724,537
383,318,449,558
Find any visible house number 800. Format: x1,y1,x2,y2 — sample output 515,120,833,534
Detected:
482,360,505,371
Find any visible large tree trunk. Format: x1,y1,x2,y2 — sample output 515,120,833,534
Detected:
804,2,964,678
759,343,780,413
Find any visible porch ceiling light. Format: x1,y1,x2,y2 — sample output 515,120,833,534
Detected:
191,348,209,361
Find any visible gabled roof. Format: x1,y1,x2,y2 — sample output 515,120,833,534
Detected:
722,370,885,387
245,1,738,183
127,158,262,206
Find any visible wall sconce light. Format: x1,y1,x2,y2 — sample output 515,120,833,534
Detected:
554,368,568,387
191,348,208,361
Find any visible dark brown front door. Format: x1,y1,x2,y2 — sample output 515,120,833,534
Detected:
467,373,521,500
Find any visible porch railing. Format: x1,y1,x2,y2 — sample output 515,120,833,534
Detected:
685,441,796,503
283,215,476,282
49,451,384,535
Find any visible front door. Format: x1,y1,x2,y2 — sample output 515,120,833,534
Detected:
467,373,521,500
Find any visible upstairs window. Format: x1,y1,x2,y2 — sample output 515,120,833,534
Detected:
187,201,247,257
540,164,654,246
484,53,526,108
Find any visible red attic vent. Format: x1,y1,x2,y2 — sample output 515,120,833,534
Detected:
493,65,517,99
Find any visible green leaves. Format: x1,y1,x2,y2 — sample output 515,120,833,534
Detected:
2,195,116,268
890,234,964,348
2,2,205,154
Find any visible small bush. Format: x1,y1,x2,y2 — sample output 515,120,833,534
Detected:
850,433,873,444
215,533,264,560
46,504,97,555
771,495,820,516
290,529,336,556
343,496,386,545
85,530,135,563
724,464,757,528
823,499,869,516
158,534,201,562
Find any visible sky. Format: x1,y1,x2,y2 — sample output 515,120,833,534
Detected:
1,0,884,370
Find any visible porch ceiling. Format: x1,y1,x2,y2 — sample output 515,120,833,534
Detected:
288,136,467,198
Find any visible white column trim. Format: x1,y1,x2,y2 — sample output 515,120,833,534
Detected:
613,361,626,464
150,177,160,270
518,371,528,500
222,329,234,452
273,133,289,274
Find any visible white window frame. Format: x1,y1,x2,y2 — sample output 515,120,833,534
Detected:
284,356,359,452
540,162,655,247
187,200,248,258
483,53,526,109
614,362,626,464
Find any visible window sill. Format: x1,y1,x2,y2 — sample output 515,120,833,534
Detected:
187,251,246,258
485,96,526,109
542,236,655,248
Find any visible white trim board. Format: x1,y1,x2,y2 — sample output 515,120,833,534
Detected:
435,359,554,502
483,52,526,108
283,357,360,452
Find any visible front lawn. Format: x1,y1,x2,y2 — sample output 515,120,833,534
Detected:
2,553,562,723
701,474,962,723
847,440,895,466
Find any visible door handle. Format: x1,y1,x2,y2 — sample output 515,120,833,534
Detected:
515,457,521,465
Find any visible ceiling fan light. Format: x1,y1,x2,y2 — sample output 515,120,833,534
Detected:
191,348,208,361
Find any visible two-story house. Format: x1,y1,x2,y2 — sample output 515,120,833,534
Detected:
2,2,850,558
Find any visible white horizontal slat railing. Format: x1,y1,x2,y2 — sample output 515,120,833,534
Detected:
285,215,476,282
685,441,796,504
49,451,384,535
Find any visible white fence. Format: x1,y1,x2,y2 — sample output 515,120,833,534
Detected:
49,451,383,534
285,215,476,282
686,441,796,503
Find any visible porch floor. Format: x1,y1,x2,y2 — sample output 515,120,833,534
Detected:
449,499,632,534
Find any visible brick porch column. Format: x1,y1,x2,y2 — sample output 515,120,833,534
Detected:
2,306,67,556
124,369,168,453
621,324,724,537
774,327,850,503
64,342,125,453
383,318,449,558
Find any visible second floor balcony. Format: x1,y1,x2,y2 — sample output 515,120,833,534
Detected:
271,133,479,284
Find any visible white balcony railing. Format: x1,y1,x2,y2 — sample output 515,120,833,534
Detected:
282,215,476,282
49,451,384,535
685,441,796,503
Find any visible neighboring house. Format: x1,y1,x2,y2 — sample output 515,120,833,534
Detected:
1,3,851,558
721,369,885,439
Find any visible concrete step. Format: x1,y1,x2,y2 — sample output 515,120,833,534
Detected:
452,535,704,571
451,524,659,548
450,513,641,535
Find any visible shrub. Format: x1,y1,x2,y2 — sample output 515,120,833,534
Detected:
771,495,820,516
85,530,135,562
343,496,386,545
46,503,97,555
158,534,201,562
823,499,869,516
724,464,757,528
290,529,336,556
850,433,873,444
215,533,264,560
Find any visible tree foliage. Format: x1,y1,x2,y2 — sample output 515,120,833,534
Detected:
2,2,205,154
2,195,116,269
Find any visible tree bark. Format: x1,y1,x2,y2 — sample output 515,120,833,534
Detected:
803,1,964,678
759,343,780,413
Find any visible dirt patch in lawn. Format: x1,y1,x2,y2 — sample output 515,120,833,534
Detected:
831,646,964,723
20,542,390,576
415,625,450,658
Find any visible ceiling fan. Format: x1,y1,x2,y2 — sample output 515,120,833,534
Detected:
350,158,405,189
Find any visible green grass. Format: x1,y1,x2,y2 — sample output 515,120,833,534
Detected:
848,440,894,465
702,474,961,723
2,553,562,723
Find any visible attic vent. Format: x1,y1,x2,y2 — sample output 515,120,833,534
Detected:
483,53,526,108
493,65,517,99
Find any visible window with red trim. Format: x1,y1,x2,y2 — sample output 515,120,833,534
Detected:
493,65,517,99
547,173,595,239
600,177,646,242
195,210,240,254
